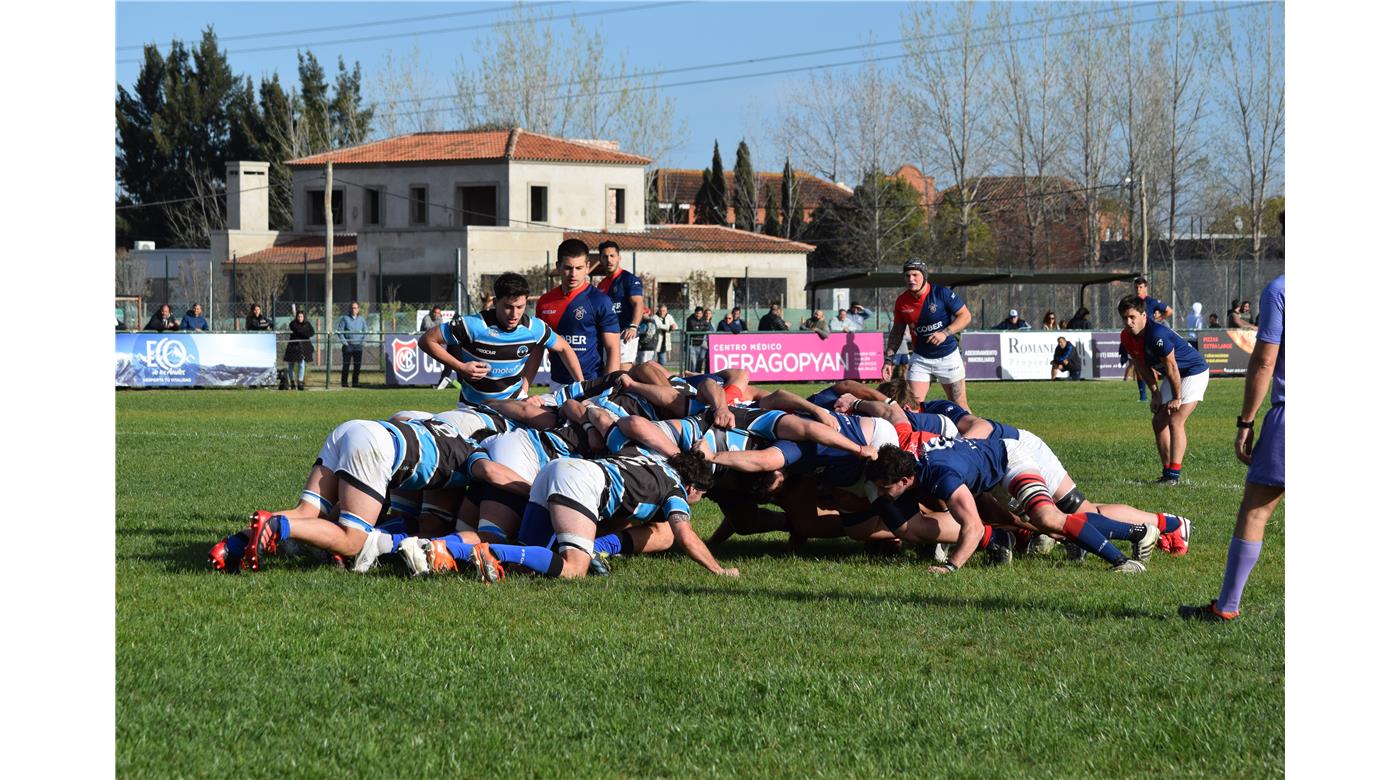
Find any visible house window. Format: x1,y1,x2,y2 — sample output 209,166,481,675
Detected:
364,188,381,226
609,188,626,225
307,189,343,227
410,186,428,225
457,185,497,226
530,186,548,223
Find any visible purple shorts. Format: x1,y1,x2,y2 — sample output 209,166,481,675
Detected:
1245,404,1284,488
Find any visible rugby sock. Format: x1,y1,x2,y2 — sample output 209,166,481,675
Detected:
442,534,475,560
223,533,248,561
592,532,635,557
487,544,565,577
1164,462,1182,480
274,515,291,540
374,533,407,555
1216,537,1262,614
1137,379,1148,401
1082,512,1143,541
976,526,994,550
1061,513,1128,566
1156,513,1183,534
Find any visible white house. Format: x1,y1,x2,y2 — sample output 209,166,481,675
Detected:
212,128,812,309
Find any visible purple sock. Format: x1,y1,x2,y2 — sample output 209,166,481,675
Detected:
1216,537,1263,613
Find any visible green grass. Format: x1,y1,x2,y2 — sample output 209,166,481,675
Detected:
116,380,1283,778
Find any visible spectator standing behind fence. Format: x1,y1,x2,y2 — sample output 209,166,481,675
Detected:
1051,336,1082,380
994,309,1031,330
716,310,744,335
651,304,677,368
1066,307,1092,330
181,303,208,331
848,302,870,328
285,310,315,391
1186,302,1205,349
832,309,858,332
728,307,748,332
337,301,367,388
1227,300,1257,330
1042,311,1058,330
636,307,660,364
245,304,271,331
801,309,830,339
759,303,790,331
145,304,179,332
1209,313,1221,328
420,305,444,333
684,307,712,372
1241,300,1255,324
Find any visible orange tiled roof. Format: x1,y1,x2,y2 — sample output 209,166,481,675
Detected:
652,168,852,208
227,235,358,265
287,128,651,167
565,225,813,254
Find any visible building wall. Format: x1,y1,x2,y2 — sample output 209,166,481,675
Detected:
290,162,511,233
507,161,645,231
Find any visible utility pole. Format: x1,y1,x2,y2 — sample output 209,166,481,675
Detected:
324,161,334,389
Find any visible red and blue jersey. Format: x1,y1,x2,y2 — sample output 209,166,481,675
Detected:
894,283,967,360
1141,320,1207,378
536,284,619,382
596,269,645,329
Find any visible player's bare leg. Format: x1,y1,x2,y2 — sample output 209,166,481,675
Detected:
268,465,340,520
908,378,932,404
1167,400,1199,468
940,378,969,411
1151,408,1172,469
548,504,597,579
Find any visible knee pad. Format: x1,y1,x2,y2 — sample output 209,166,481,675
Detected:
1007,474,1054,514
553,533,594,556
1055,488,1086,516
301,490,333,515
476,520,508,543
337,511,374,533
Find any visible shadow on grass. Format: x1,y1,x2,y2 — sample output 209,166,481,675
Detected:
641,582,1163,620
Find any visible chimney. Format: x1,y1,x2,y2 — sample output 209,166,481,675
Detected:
225,161,270,232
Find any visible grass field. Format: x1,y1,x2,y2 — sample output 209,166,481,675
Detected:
116,379,1283,778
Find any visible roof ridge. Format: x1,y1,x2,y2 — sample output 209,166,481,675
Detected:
505,127,520,160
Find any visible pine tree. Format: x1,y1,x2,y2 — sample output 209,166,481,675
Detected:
298,51,331,153
762,187,782,236
733,140,757,231
780,157,803,238
698,141,728,225
330,57,374,148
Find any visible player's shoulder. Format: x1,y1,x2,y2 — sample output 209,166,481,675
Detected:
1263,274,1285,302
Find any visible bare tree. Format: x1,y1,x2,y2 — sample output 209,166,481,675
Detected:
115,248,150,298
1213,3,1284,264
1112,5,1170,271
1155,2,1211,277
172,255,227,314
164,165,226,248
773,69,848,184
901,1,997,266
1060,5,1117,266
238,261,287,310
372,45,441,137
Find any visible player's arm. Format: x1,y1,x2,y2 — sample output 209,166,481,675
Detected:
940,485,985,572
625,294,645,341
487,398,558,429
616,416,682,458
695,378,735,428
706,446,787,473
1159,349,1184,412
418,325,484,378
1235,340,1279,464
469,459,531,496
834,393,907,428
757,389,837,428
667,513,738,576
929,305,972,348
772,414,872,458
547,338,587,383
883,319,908,381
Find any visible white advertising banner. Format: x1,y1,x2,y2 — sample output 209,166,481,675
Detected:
997,331,1095,380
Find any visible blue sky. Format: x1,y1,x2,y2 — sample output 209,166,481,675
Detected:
116,1,1277,178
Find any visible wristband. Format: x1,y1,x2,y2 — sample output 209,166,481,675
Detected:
884,397,896,405
851,399,863,412
1237,416,1255,429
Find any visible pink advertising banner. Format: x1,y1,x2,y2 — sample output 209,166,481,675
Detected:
707,332,885,381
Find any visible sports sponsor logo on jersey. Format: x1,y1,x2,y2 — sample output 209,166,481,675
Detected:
516,345,530,357
393,338,420,382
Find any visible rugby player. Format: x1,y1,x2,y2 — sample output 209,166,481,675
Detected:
536,239,620,391
882,260,973,409
417,272,585,408
594,240,646,370
1119,295,1210,484
207,416,530,574
1181,263,1284,621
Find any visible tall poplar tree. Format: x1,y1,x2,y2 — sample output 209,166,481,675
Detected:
732,140,757,231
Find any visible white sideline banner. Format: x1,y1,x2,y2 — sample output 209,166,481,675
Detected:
997,331,1094,380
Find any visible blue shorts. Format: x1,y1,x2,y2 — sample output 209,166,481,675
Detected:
1245,404,1284,488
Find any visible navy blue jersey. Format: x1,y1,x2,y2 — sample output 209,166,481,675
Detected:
806,386,841,410
894,283,967,359
1143,295,1170,321
914,436,1009,502
906,410,954,435
596,269,645,329
536,284,619,382
1142,320,1207,378
440,311,557,405
771,413,868,486
376,418,481,491
920,399,970,424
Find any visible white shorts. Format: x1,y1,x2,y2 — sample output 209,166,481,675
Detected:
1157,372,1209,405
1000,430,1069,497
316,420,395,502
483,430,546,483
530,458,606,523
907,351,966,385
619,336,639,365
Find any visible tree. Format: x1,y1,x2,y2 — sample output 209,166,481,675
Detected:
1153,3,1210,275
805,171,932,270
330,57,374,148
780,157,803,239
1060,6,1116,266
237,260,288,310
297,51,331,153
372,45,441,137
684,270,716,310
733,140,758,231
697,142,728,225
929,196,997,267
762,187,782,237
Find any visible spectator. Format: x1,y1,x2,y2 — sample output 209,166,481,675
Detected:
1228,300,1257,330
1185,302,1205,330
337,301,368,387
145,304,180,332
832,309,858,332
1066,307,1092,330
1042,311,1058,330
1208,313,1222,328
1134,276,1173,322
651,304,678,368
715,310,744,335
1051,336,1082,380
636,307,660,364
993,309,1032,330
1241,300,1255,324
727,307,748,332
245,303,272,331
284,310,315,391
801,309,830,339
420,305,444,333
180,303,208,331
758,303,791,331
848,302,871,328
684,306,712,372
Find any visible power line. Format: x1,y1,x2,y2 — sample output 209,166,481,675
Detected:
365,1,1170,112
115,185,269,211
115,2,691,64
115,2,569,51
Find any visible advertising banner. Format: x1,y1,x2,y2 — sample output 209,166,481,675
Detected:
383,333,445,386
707,332,884,381
958,333,1001,381
996,331,1095,381
1196,330,1256,377
1091,331,1129,379
115,333,276,387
